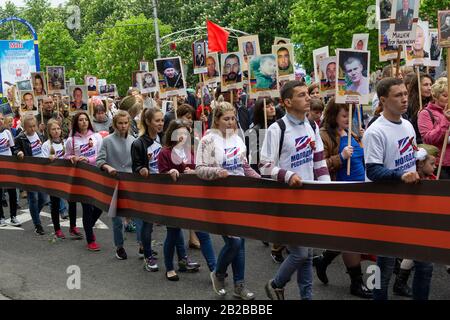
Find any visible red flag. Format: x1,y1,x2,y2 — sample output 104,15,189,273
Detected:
207,20,229,53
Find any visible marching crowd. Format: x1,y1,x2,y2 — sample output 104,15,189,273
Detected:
0,64,449,300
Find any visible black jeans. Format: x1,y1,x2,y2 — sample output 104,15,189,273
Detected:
81,204,102,244
0,188,17,219
50,197,77,232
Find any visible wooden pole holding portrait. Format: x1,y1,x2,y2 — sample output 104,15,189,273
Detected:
436,49,450,180
173,96,178,120
356,104,362,132
396,46,402,78
347,104,353,176
416,66,423,110
390,60,394,77
263,98,268,129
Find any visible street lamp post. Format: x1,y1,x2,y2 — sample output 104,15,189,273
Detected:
152,0,161,58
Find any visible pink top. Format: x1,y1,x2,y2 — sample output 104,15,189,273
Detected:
418,102,450,166
65,130,103,166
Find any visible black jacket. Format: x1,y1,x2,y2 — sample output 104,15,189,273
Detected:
13,131,45,157
131,133,162,174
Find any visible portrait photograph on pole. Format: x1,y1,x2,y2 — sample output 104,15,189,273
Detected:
438,10,450,47
137,71,158,94
336,49,371,105
319,56,337,97
389,0,420,45
155,56,186,98
203,52,221,85
192,40,207,74
405,20,430,66
313,46,329,84
68,85,88,114
352,34,369,51
237,35,261,70
46,66,66,95
248,54,279,99
31,72,48,98
220,52,244,91
429,28,443,67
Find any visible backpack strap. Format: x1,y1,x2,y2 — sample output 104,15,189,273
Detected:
276,119,286,159
426,108,435,125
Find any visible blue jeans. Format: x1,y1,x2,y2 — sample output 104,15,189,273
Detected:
273,245,313,300
112,216,124,248
59,199,67,215
196,231,216,272
140,221,153,259
373,256,433,300
27,192,49,226
164,227,187,271
164,228,216,271
215,236,245,285
135,218,143,244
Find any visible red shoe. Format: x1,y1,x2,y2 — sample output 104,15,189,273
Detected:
69,227,83,240
87,242,101,251
55,230,66,239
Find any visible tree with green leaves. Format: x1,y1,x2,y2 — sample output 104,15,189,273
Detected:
39,21,78,78
93,14,171,95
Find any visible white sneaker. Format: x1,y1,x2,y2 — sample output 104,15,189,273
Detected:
9,217,21,227
0,218,6,226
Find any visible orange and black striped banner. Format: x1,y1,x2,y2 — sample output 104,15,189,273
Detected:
1,155,449,265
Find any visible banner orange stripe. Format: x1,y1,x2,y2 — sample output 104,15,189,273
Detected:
0,161,116,187
118,198,450,250
119,181,449,215
0,175,112,205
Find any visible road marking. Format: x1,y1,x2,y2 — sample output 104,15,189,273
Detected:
0,210,109,230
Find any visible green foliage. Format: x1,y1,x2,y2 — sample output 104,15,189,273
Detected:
289,0,379,73
0,0,447,94
39,21,78,78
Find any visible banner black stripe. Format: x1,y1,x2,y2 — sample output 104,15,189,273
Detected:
118,173,450,197
116,209,450,265
118,191,450,232
0,182,110,211
0,168,116,195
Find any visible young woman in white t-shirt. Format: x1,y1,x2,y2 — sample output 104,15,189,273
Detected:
0,112,19,227
196,98,260,300
42,119,81,240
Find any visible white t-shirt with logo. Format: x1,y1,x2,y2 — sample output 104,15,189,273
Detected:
147,136,162,174
42,140,65,159
363,115,417,181
196,130,247,177
0,129,14,156
27,132,43,157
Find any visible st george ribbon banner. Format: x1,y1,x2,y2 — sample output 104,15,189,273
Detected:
1,155,449,265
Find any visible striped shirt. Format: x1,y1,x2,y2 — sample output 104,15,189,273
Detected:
260,113,330,183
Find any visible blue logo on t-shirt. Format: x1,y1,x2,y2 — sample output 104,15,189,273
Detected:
0,138,9,153
295,136,311,152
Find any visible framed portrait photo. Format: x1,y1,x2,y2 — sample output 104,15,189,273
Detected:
248,54,279,99
46,66,66,94
272,44,295,81
192,41,208,74
220,52,244,92
336,49,371,105
68,85,89,114
438,10,450,48
203,52,221,85
237,35,261,71
154,56,187,98
137,71,158,94
85,75,99,97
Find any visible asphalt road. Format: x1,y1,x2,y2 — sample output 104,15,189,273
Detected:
0,200,449,301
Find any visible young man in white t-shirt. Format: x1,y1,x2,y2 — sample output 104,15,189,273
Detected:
0,112,20,227
261,81,330,300
363,77,433,300
13,114,48,235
